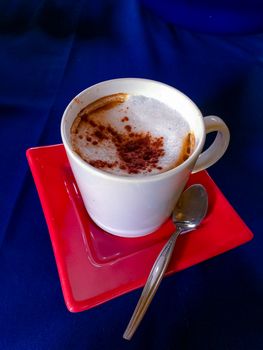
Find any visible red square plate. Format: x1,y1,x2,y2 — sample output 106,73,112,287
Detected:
26,144,253,312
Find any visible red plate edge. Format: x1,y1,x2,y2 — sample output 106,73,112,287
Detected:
26,145,77,311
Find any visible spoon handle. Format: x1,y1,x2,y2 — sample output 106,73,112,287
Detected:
123,228,182,340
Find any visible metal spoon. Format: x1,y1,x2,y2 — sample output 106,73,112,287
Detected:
123,184,208,340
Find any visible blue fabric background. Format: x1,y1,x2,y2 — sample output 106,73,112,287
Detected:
0,1,263,349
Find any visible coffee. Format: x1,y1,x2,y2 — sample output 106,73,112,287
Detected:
70,93,195,176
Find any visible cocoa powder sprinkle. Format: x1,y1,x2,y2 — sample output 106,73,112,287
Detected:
89,120,97,127
121,116,129,122
77,117,165,173
124,125,132,132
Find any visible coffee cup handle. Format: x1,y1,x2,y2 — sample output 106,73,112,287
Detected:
192,115,230,173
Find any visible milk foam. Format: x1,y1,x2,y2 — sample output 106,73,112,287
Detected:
71,95,193,176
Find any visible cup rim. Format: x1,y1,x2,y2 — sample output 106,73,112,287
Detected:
61,78,205,183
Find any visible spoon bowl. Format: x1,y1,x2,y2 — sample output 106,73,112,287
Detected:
173,184,208,233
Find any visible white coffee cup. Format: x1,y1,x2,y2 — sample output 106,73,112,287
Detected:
61,78,230,237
